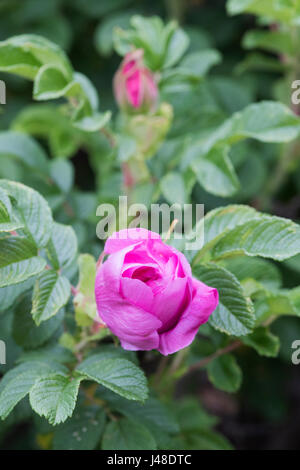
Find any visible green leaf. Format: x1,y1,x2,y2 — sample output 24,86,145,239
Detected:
211,214,300,261
13,294,64,349
53,404,106,450
73,111,111,132
227,0,299,24
0,41,41,79
33,64,69,100
49,159,74,193
0,34,73,80
100,393,179,440
194,263,255,336
31,270,71,325
284,253,300,273
223,256,282,290
191,145,239,197
207,354,242,392
29,374,81,425
0,360,67,420
179,49,222,78
160,171,186,205
0,131,48,173
102,418,156,450
0,188,24,232
0,278,34,312
164,27,190,69
193,205,300,263
185,102,300,174
94,11,132,56
46,222,78,271
0,180,53,248
0,237,46,288
193,205,258,259
76,355,148,402
17,345,75,365
175,397,218,432
240,327,280,357
243,29,295,56
12,104,81,159
183,428,233,450
216,101,300,144
254,289,300,325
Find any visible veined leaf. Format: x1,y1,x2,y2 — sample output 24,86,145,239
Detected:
191,145,239,197
17,344,75,366
0,237,46,288
0,131,48,173
223,256,282,290
0,278,34,312
0,192,23,232
216,101,300,144
240,327,280,357
211,214,300,261
46,222,78,271
207,354,242,393
194,263,255,336
102,418,156,450
29,374,81,425
184,102,300,172
31,270,71,325
100,392,179,438
13,294,64,349
76,355,148,402
193,205,300,263
0,360,67,420
194,205,258,258
0,180,53,248
53,404,106,450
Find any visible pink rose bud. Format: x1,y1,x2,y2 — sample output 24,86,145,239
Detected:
95,228,218,356
113,49,158,113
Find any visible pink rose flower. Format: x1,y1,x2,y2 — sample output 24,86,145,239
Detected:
113,49,158,112
95,228,218,356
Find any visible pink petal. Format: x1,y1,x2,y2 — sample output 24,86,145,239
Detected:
152,277,190,331
158,278,219,356
121,276,154,312
95,246,161,348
